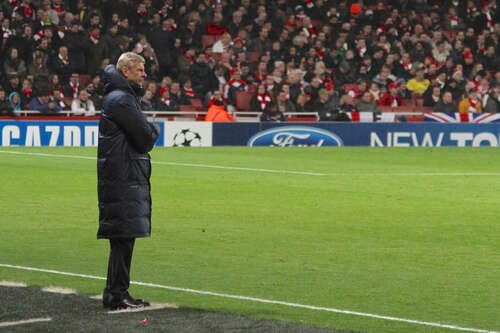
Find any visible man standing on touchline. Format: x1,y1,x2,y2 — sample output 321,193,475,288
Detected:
97,52,160,310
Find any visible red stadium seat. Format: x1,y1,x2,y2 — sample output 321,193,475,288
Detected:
379,106,395,113
393,106,416,113
418,106,434,113
190,98,203,110
179,105,195,111
311,19,323,31
79,74,91,87
236,91,253,110
414,98,424,107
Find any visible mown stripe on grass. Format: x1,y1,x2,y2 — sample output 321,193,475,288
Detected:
0,264,497,333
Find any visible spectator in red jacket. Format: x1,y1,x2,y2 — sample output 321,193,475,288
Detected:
206,12,228,36
379,82,403,107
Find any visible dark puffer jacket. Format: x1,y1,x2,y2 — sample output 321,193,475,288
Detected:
97,64,160,239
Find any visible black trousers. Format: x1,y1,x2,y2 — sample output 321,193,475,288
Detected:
104,238,135,303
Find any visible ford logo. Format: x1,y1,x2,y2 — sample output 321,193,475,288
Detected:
248,126,343,147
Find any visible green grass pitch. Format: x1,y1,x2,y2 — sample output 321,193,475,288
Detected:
0,147,499,333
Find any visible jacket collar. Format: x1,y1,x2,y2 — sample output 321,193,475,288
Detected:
103,64,143,97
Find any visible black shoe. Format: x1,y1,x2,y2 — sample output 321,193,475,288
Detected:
124,293,150,307
106,297,147,311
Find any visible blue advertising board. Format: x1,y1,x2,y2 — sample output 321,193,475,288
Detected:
2,120,500,147
0,120,164,147
214,122,500,147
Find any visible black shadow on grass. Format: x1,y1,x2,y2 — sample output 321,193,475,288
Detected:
0,286,362,333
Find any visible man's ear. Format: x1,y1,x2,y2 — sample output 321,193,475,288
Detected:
121,66,129,79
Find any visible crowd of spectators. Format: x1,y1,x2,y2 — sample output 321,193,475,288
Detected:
0,0,500,121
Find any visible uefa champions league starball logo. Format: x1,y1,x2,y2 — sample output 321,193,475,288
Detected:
172,128,203,147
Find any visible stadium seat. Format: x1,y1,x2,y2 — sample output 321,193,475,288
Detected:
79,74,91,87
201,35,217,49
311,19,323,30
378,106,395,113
190,98,203,110
403,98,413,107
414,98,424,107
418,106,434,113
179,105,195,111
393,106,416,113
236,91,253,110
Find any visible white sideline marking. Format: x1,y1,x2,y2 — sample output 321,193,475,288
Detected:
0,264,497,333
0,318,52,328
1,150,499,177
329,172,500,176
0,280,27,287
107,303,178,314
42,286,77,294
152,160,328,176
0,150,327,176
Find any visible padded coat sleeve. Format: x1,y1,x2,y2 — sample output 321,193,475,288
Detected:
108,94,160,153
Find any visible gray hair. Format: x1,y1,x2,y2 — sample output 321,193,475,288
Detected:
116,52,145,71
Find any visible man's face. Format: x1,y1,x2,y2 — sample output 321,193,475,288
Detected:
233,12,242,23
24,25,32,36
443,92,452,103
278,91,287,101
70,74,79,84
212,90,222,100
122,62,147,87
39,95,49,104
79,90,88,101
